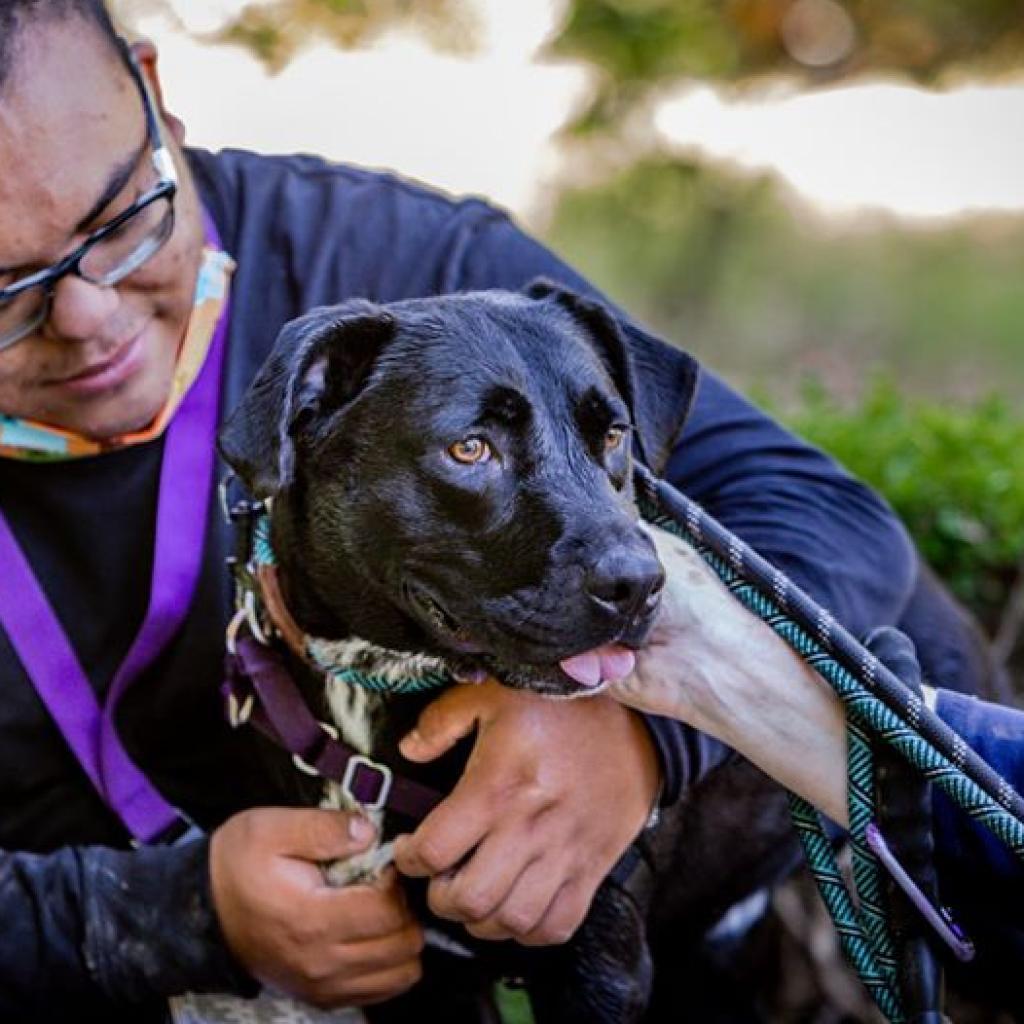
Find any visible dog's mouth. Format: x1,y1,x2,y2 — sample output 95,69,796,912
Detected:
403,580,640,695
557,643,635,690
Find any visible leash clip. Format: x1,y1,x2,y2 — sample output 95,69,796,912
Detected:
866,821,975,962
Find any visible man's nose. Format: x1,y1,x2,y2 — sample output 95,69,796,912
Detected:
44,275,120,342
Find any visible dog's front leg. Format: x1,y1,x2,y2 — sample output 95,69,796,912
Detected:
318,782,390,885
525,879,652,1024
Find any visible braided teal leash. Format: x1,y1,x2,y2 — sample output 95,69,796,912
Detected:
676,530,908,1019
846,718,901,985
636,464,1024,1022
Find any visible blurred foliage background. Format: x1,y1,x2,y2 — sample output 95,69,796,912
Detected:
112,0,1024,676
548,0,1024,682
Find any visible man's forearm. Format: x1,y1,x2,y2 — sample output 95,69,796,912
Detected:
614,524,852,827
0,837,252,1017
682,607,851,828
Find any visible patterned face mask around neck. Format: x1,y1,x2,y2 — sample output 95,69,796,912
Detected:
0,244,235,461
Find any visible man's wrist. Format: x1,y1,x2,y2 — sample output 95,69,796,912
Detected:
83,836,258,1004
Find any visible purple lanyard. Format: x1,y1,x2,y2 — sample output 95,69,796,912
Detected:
0,225,230,844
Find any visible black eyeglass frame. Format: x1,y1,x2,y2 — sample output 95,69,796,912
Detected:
0,40,179,350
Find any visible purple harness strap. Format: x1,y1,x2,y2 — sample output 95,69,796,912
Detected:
0,219,230,843
225,633,444,822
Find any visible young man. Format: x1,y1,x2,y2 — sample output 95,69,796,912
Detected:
0,1,989,1019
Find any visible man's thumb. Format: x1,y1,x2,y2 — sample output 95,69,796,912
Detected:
399,690,478,763
279,808,377,860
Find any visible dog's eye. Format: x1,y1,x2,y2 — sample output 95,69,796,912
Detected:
448,436,492,465
604,425,627,453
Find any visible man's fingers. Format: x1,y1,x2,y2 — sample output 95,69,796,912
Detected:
244,807,377,861
399,687,481,763
329,924,425,975
327,960,424,1007
310,879,417,943
520,879,592,947
393,787,490,877
462,856,564,943
424,828,539,925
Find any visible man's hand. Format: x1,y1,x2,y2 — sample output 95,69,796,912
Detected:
393,681,660,946
210,808,424,1008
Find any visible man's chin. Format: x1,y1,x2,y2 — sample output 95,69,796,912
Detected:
81,402,164,441
49,384,170,442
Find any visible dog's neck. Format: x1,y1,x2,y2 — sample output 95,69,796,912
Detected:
252,506,453,758
271,495,429,651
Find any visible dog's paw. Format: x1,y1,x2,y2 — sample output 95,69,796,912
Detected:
322,840,395,887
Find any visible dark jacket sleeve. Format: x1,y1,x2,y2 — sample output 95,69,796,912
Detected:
450,211,917,801
933,689,1024,908
0,836,255,1018
927,689,1024,987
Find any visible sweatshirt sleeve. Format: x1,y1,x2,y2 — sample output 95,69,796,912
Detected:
932,690,1024,901
450,211,917,801
927,689,1024,983
0,836,255,1018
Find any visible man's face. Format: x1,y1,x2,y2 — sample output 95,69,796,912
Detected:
0,18,205,439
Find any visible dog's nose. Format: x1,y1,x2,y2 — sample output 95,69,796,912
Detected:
585,549,665,619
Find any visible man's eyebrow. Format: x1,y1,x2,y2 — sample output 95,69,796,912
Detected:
0,143,147,277
74,140,148,234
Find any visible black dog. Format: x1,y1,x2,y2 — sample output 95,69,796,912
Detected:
218,282,800,1022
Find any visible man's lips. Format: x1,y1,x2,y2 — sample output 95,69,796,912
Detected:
42,330,147,396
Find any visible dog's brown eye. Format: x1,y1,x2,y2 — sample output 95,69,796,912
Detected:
604,426,626,453
448,436,492,465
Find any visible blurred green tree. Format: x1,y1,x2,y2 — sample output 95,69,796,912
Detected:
553,0,1024,134
111,0,478,69
781,380,1024,650
115,0,1024,79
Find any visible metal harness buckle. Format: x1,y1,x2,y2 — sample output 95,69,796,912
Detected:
342,754,394,812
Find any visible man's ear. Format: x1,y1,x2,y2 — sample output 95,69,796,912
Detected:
131,38,186,145
218,301,397,497
524,278,700,474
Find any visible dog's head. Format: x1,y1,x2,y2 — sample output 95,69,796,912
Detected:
219,281,698,696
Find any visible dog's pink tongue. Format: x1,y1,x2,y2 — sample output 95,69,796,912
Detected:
559,644,636,688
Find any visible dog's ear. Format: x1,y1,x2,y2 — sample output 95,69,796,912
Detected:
219,301,396,497
524,278,700,474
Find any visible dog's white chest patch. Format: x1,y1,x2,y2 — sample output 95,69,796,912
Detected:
310,636,450,886
323,672,379,757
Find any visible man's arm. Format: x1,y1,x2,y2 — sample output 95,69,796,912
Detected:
0,838,250,1018
931,689,1024,903
612,558,1024,956
0,809,423,1016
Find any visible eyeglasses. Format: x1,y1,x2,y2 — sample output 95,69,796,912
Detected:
0,43,178,352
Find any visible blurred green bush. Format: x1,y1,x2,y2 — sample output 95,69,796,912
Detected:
544,156,1024,402
777,379,1024,636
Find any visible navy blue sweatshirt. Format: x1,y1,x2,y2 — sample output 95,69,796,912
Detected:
0,148,983,1018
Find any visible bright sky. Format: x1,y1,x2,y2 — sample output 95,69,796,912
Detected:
141,0,1024,224
138,0,584,219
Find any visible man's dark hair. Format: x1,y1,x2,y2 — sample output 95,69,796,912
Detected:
0,1,122,90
